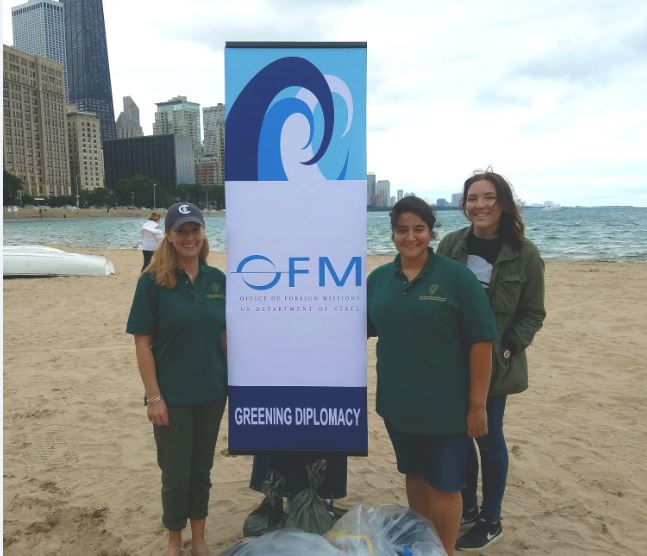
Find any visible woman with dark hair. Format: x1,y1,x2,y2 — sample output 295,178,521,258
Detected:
368,196,498,555
127,202,227,556
438,171,546,551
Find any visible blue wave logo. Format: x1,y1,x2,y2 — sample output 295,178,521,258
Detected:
226,57,354,182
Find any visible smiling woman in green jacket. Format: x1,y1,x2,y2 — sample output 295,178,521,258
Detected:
437,171,546,552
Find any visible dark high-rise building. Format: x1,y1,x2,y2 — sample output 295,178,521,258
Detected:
103,135,196,189
62,0,116,142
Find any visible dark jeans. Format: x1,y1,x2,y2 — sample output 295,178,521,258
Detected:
462,395,508,523
142,250,154,272
250,453,348,499
153,399,226,530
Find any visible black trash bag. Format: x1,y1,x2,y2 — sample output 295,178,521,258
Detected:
284,459,335,535
243,470,286,537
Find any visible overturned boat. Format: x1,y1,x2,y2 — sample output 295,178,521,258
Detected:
3,245,115,277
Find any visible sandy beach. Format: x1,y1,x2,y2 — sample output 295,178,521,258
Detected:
3,248,647,555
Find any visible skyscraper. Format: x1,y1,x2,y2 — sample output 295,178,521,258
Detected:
202,104,224,157
367,172,376,206
61,0,116,142
3,45,70,197
202,103,225,186
376,179,391,208
116,96,143,138
66,104,104,190
11,0,68,98
154,96,201,159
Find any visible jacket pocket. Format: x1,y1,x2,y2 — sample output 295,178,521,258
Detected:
492,273,524,314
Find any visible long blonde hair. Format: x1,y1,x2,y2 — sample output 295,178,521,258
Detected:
142,235,210,288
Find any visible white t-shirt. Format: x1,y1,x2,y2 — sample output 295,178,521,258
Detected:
141,220,164,251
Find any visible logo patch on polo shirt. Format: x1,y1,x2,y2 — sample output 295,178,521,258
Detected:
419,284,446,302
206,282,225,300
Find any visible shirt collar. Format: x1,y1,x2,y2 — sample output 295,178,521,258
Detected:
175,260,208,277
393,247,436,275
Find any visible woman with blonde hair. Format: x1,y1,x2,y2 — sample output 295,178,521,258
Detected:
127,202,227,556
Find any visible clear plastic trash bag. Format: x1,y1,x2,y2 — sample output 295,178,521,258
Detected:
327,505,396,555
221,528,343,556
327,504,446,556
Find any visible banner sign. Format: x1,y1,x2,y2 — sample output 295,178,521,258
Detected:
225,42,367,454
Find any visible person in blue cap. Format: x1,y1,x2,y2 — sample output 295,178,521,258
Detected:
127,202,227,556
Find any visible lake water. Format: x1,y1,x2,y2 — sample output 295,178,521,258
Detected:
3,207,647,261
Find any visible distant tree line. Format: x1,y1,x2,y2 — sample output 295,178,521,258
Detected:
2,170,225,210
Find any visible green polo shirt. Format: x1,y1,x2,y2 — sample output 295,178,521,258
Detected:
126,262,227,406
367,249,498,435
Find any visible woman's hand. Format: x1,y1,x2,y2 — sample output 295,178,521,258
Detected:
466,405,488,439
467,341,492,439
147,398,169,427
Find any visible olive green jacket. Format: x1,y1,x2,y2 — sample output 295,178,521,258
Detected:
437,227,546,396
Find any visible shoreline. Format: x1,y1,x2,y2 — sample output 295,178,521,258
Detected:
5,244,647,264
3,207,225,219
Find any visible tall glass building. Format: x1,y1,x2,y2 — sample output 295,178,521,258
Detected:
61,0,116,142
11,0,68,98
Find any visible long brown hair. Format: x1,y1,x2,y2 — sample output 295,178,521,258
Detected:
461,170,525,250
142,235,210,288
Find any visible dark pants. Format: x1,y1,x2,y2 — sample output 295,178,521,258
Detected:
462,395,508,522
250,453,347,499
142,250,154,272
153,399,226,530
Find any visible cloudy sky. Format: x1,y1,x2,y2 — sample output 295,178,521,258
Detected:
3,0,647,206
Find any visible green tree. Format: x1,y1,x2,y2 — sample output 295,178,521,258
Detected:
47,195,76,207
166,184,224,209
3,170,23,206
211,184,225,210
115,176,170,208
86,187,113,207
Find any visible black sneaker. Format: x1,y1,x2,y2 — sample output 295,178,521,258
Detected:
456,517,503,551
459,505,479,531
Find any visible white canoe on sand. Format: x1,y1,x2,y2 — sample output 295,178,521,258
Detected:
3,245,115,277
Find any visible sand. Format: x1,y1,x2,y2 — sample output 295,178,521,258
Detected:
3,248,647,555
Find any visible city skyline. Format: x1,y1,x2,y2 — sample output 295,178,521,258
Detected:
3,0,646,206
